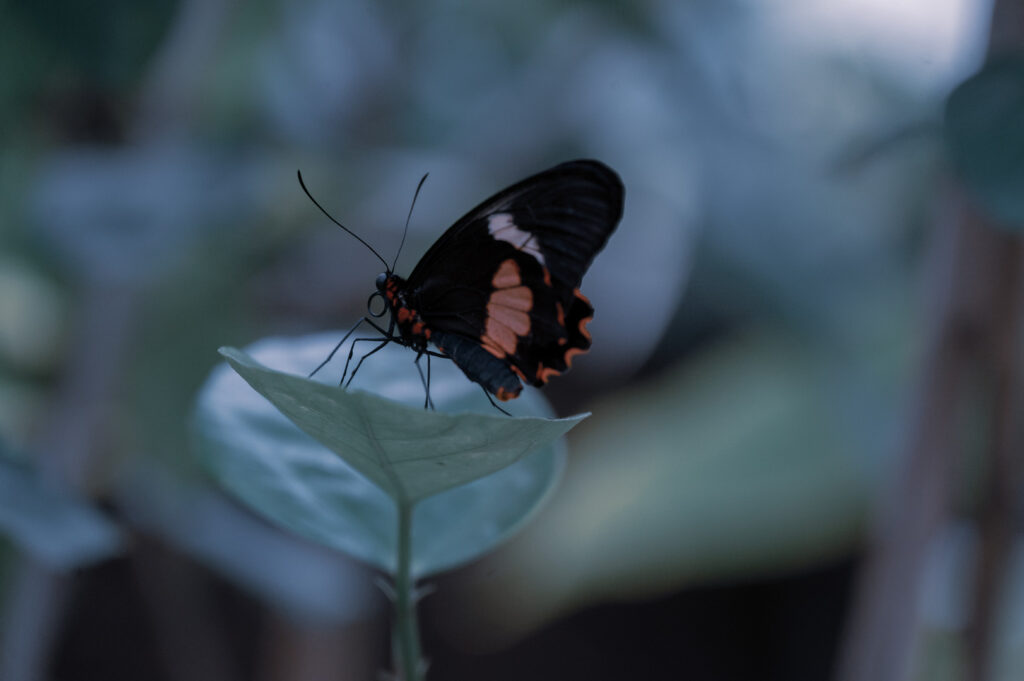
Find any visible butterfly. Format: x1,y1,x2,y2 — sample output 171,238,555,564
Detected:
300,160,624,413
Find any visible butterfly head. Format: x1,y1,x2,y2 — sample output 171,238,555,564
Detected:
375,272,404,299
370,272,407,319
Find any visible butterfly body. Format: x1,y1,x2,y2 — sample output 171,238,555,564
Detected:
374,160,623,402
304,160,623,406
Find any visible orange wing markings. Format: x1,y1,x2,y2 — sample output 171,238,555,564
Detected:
532,289,594,384
495,386,520,401
480,261,597,390
553,302,566,346
484,317,522,355
481,337,506,359
536,364,560,382
492,259,521,288
573,289,593,342
489,286,532,312
563,346,587,366
483,274,533,355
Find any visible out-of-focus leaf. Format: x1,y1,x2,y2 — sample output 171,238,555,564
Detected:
32,146,275,283
0,255,67,372
945,55,1024,228
0,458,123,570
440,331,872,644
193,334,575,576
9,0,176,88
117,462,378,623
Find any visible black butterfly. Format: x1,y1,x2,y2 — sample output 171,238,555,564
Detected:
301,160,624,413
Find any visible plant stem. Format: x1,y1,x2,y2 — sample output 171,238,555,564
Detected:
393,500,423,681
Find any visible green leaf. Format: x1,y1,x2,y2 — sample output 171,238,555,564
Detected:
192,333,580,576
0,457,124,570
945,55,1024,228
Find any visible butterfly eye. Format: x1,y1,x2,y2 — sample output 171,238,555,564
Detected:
367,291,387,318
375,273,388,291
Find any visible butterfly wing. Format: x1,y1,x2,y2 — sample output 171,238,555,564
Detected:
407,160,623,399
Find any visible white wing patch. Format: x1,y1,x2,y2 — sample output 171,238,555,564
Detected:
487,213,545,266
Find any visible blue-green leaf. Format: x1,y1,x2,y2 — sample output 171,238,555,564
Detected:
192,333,579,576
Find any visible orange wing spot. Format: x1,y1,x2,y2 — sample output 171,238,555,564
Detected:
490,286,532,312
564,346,588,367
536,364,561,383
574,289,593,342
542,267,552,286
487,311,529,346
492,259,521,288
578,315,593,342
511,365,527,382
495,386,520,401
484,319,520,355
485,284,532,355
481,337,507,359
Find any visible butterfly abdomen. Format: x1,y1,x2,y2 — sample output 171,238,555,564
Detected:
431,331,523,401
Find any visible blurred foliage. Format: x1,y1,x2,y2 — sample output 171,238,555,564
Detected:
1,0,176,144
0,457,122,570
439,328,880,643
945,53,1024,228
8,0,175,89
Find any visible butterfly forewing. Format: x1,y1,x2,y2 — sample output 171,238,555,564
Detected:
407,160,623,292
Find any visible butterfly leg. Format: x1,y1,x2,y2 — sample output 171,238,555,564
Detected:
413,352,435,410
481,387,512,416
344,339,391,388
342,337,392,386
426,352,433,409
310,317,392,378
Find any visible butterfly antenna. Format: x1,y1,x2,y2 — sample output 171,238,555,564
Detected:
297,170,390,271
392,173,429,272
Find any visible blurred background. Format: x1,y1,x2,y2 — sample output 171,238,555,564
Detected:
0,0,1019,679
